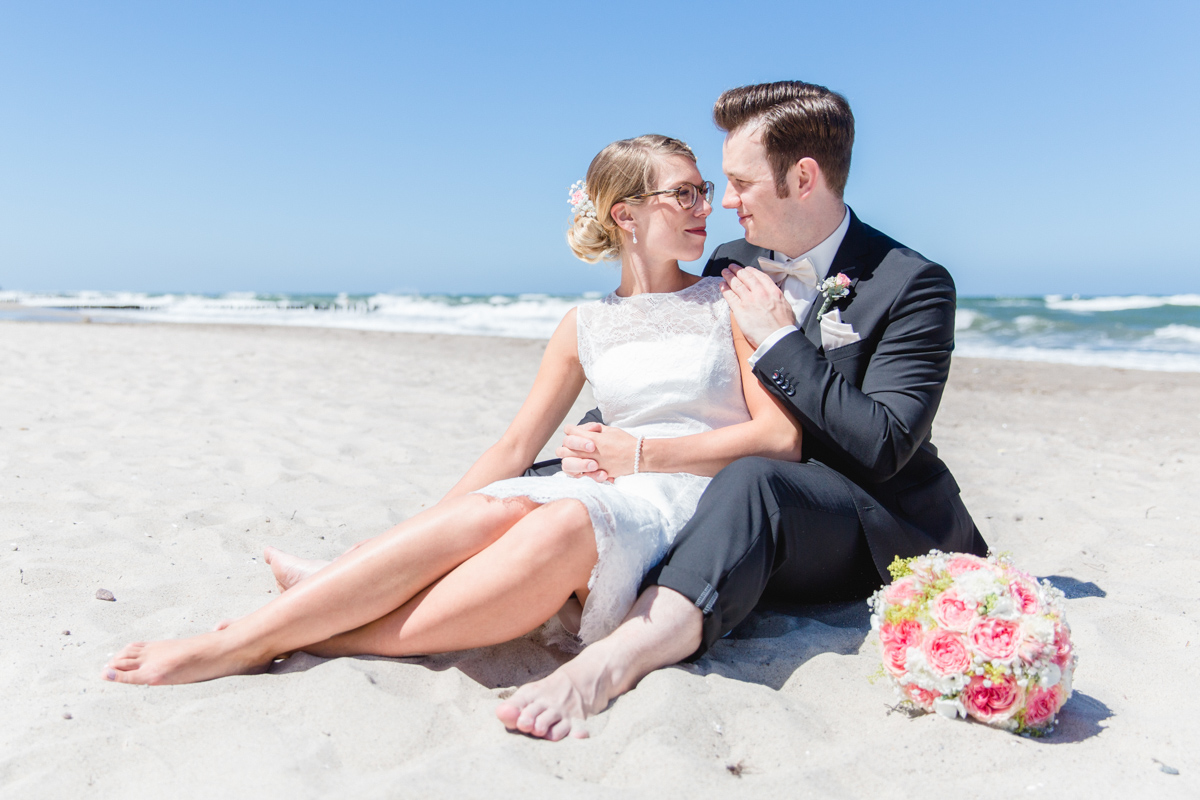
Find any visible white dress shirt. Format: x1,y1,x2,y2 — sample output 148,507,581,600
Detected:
747,206,851,366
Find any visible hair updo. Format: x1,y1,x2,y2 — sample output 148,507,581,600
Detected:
567,134,697,263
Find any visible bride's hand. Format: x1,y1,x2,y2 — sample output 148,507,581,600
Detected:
557,423,638,481
558,422,609,482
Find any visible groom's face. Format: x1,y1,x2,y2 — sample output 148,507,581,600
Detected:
721,126,798,254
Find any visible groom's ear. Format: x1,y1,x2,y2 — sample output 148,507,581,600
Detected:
791,157,824,200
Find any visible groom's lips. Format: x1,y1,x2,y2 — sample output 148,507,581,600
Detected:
686,227,707,236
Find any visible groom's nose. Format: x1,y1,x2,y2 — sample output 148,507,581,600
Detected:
721,182,740,210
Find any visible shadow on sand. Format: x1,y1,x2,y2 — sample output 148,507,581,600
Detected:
268,630,575,694
1041,575,1107,599
689,599,873,691
1035,691,1113,744
267,599,1108,743
267,600,874,695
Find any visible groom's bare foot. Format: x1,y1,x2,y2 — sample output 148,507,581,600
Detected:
103,630,272,686
495,645,619,741
496,586,703,741
263,546,328,592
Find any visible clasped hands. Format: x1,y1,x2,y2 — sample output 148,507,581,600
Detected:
557,422,638,483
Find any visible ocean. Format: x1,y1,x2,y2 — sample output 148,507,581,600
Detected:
3,290,1200,373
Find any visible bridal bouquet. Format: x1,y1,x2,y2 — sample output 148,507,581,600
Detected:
869,551,1076,735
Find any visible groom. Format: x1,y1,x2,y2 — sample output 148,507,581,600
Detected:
498,80,987,739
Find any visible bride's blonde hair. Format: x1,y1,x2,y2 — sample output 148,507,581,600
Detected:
567,134,697,263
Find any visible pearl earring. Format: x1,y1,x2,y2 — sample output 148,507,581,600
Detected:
632,226,638,244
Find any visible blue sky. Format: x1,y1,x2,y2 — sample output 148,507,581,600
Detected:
2,1,1196,297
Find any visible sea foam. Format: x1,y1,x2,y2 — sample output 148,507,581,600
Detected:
5,291,1200,372
1044,294,1200,312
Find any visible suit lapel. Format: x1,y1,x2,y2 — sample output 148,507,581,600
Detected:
801,208,869,346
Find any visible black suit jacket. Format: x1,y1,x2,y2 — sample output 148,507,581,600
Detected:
706,209,987,579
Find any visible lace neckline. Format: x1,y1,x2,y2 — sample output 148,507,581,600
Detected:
607,276,712,302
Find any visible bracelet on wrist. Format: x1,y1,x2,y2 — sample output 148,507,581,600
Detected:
633,435,645,474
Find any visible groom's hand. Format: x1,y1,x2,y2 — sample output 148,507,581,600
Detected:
557,422,609,483
720,265,797,349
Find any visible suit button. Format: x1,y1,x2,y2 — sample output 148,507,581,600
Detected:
786,387,795,396
771,371,780,380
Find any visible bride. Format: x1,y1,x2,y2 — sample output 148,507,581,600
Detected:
104,135,802,730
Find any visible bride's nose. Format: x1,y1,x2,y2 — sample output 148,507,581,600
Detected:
695,197,713,218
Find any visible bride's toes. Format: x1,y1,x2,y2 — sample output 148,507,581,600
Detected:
104,665,145,684
108,643,146,664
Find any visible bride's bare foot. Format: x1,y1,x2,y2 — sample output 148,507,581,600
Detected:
495,645,618,741
263,546,328,592
103,631,273,686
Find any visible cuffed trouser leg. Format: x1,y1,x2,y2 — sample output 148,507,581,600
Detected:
642,457,880,659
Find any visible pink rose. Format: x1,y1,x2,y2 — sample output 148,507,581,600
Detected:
1022,685,1064,729
879,619,923,649
903,683,939,711
882,641,909,676
834,272,851,289
880,619,923,676
931,588,977,632
960,674,1025,724
923,629,972,676
1053,623,1074,669
883,577,922,606
946,555,986,576
969,617,1021,660
1008,579,1040,615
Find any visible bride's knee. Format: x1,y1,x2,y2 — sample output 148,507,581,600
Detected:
544,498,590,527
531,500,594,550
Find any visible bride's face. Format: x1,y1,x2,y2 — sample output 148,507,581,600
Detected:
624,155,712,263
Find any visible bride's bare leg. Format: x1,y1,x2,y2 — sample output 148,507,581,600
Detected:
304,499,596,658
104,494,538,685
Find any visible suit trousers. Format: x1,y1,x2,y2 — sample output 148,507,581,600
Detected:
642,456,882,659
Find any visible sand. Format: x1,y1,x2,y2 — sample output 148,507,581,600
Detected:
1,320,1197,798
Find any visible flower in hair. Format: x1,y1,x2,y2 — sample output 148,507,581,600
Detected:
568,180,597,220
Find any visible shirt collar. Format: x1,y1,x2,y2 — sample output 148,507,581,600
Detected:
777,204,850,282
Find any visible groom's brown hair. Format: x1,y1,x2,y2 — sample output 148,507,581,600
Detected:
714,81,854,198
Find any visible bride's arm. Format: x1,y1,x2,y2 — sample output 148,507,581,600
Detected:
440,309,586,501
568,316,801,479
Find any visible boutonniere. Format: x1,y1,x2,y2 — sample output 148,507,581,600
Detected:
816,273,851,320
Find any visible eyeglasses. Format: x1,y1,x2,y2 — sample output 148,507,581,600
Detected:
626,180,715,210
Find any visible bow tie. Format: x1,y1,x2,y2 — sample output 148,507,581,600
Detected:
757,255,818,288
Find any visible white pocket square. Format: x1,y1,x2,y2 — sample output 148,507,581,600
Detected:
820,308,861,351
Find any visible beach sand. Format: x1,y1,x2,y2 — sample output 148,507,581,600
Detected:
1,320,1197,798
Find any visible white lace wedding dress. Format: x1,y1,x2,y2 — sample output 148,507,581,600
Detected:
475,277,751,644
